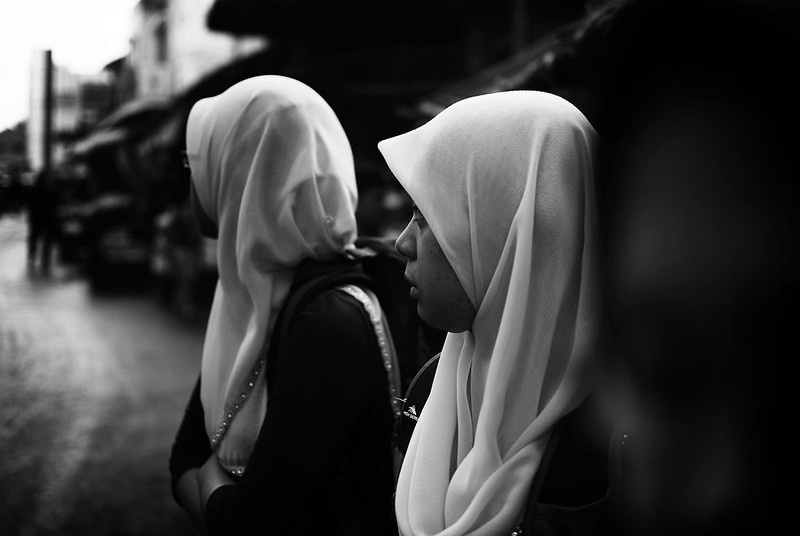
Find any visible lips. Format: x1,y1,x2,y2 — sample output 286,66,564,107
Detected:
404,272,419,300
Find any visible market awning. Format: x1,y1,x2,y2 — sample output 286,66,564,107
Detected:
70,127,131,157
416,36,560,120
94,96,172,130
413,4,618,121
414,18,595,120
69,96,174,158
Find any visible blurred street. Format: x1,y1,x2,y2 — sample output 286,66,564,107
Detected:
0,213,204,536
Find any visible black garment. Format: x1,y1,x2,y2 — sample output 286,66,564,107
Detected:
169,265,397,536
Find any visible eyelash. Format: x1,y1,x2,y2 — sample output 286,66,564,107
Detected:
411,206,424,222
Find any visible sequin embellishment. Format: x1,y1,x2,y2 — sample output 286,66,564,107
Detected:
210,355,266,477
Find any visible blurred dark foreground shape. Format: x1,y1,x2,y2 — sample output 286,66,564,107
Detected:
592,1,799,534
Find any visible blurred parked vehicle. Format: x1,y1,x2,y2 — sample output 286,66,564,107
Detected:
82,192,153,290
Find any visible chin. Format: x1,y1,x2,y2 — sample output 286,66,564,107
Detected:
418,306,442,332
419,307,468,334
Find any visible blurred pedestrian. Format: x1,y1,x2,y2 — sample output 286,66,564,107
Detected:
26,167,57,273
169,76,398,535
379,90,607,536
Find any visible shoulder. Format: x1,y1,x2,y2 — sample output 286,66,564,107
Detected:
280,285,385,391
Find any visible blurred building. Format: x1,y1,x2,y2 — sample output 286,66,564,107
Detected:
27,51,116,174
68,0,268,200
53,70,115,144
129,0,266,99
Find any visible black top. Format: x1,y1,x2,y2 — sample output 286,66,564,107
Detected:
169,268,397,535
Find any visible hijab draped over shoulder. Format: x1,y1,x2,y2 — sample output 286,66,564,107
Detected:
378,91,598,535
186,75,358,475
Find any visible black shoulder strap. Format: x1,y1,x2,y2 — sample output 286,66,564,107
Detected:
524,418,566,511
518,400,613,534
508,419,567,536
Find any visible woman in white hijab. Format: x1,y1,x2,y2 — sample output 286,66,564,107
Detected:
379,90,602,535
169,75,398,535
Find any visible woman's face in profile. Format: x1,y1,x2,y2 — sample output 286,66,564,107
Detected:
395,204,475,333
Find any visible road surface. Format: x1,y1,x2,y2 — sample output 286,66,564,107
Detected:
0,213,206,536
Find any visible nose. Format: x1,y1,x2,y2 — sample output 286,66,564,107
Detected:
395,221,416,260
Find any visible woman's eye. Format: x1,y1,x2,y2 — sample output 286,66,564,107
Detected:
411,206,425,222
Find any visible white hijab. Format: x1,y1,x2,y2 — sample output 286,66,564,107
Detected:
378,91,598,535
186,75,358,474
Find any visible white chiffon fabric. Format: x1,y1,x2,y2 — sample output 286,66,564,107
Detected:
185,76,359,473
378,91,599,535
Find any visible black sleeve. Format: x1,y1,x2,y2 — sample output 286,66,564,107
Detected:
169,375,212,504
204,289,382,535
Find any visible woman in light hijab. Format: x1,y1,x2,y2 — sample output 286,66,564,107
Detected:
169,75,398,535
379,90,604,535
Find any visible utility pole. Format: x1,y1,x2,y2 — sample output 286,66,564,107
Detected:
42,49,53,173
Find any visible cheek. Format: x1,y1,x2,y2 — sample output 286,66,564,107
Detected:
418,242,475,332
416,283,454,332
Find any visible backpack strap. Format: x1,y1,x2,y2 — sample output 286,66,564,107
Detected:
337,283,403,418
526,419,567,508
608,420,634,532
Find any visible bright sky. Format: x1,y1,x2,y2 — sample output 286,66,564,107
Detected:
0,0,140,132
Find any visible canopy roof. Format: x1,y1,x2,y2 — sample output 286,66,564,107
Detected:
70,96,173,158
94,96,172,130
413,6,616,122
206,0,458,38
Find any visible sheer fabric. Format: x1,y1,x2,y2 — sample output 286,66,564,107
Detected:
186,75,358,473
